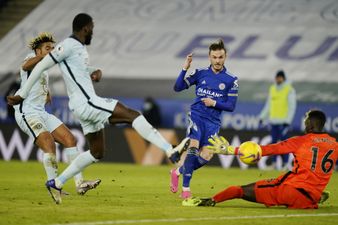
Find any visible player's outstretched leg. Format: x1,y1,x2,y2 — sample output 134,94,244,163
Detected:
110,102,190,163
212,186,244,203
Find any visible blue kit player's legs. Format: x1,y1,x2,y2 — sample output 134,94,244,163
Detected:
170,113,219,198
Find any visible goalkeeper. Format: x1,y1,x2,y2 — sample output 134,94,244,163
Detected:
184,110,336,209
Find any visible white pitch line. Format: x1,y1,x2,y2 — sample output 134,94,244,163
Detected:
48,213,338,225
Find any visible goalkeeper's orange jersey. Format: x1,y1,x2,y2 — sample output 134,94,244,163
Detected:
261,133,338,201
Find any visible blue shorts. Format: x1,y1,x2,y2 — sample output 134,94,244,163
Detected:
186,112,220,148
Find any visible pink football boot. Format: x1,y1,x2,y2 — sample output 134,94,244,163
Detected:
170,169,179,193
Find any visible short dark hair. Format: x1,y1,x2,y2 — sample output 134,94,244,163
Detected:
209,39,227,54
72,13,92,32
307,110,326,131
276,70,286,80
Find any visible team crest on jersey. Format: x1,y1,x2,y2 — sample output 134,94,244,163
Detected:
201,80,206,85
33,123,43,130
219,83,226,90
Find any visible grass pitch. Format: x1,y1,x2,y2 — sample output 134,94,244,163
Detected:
0,160,337,225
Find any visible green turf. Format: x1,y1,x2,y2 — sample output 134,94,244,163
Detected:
0,160,337,225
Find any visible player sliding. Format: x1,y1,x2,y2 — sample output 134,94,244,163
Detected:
12,32,100,203
183,110,337,209
7,13,189,204
170,39,239,198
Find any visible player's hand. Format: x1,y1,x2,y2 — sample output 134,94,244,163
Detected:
7,95,24,106
183,53,193,71
207,135,234,155
90,69,102,82
201,98,216,107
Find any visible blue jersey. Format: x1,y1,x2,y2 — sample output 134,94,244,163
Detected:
174,66,238,124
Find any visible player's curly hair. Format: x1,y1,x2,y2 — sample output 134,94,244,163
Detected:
28,32,55,50
209,39,227,54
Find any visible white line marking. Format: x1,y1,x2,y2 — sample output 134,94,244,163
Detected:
48,213,338,225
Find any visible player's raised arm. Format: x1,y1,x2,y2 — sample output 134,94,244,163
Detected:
174,53,196,92
7,55,56,105
183,53,193,71
22,55,45,71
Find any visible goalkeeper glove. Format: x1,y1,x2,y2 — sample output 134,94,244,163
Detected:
207,135,236,155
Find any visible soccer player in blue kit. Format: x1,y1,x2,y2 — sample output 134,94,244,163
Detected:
170,39,239,199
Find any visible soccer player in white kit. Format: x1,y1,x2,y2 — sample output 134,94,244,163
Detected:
12,33,101,203
8,13,189,203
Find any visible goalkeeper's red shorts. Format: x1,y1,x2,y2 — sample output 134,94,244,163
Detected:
254,173,318,209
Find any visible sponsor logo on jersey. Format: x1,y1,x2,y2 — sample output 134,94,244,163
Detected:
197,88,223,98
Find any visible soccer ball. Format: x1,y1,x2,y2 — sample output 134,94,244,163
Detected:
239,141,262,165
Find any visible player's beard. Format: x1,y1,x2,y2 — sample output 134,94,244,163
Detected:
213,64,223,72
85,34,92,45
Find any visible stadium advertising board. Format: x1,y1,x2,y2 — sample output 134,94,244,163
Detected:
1,97,337,133
1,123,337,169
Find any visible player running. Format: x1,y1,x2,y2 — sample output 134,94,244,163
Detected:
170,39,239,198
13,32,100,203
184,110,337,209
7,13,189,204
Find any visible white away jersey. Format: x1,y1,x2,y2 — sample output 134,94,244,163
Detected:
49,37,96,107
14,53,49,113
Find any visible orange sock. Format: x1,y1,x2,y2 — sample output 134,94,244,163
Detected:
212,186,243,203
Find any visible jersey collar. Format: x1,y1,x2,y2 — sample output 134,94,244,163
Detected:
70,34,84,45
209,65,227,74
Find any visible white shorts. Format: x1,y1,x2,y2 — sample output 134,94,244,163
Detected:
69,96,118,135
15,110,63,140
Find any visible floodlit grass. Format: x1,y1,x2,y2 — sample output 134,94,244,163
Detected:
0,160,337,225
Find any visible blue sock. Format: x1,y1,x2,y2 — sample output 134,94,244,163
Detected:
179,154,209,174
181,147,199,188
193,155,209,170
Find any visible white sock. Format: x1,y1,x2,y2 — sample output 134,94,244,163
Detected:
42,153,58,180
64,147,83,186
182,187,190,192
56,150,98,188
132,115,172,152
